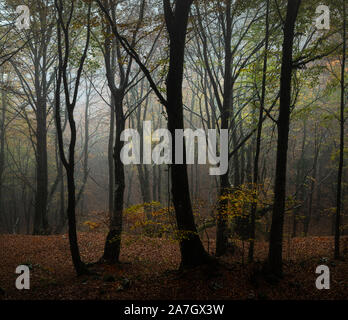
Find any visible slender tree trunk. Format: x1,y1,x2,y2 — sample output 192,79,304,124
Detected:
58,165,65,233
136,115,151,212
138,165,151,203
0,77,7,231
66,162,85,273
108,95,115,216
164,0,211,267
157,165,162,204
100,0,146,264
54,102,67,234
153,165,157,202
103,93,125,263
335,0,346,259
248,0,270,262
56,100,87,275
216,0,232,257
157,119,162,204
101,23,126,264
125,167,134,208
55,0,91,275
33,102,49,235
305,137,319,237
293,120,307,238
78,81,91,215
268,0,301,277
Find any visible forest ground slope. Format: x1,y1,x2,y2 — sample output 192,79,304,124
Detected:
0,233,347,300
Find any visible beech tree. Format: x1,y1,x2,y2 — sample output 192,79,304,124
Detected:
55,0,91,275
334,0,346,260
9,1,56,235
96,0,212,267
268,0,302,277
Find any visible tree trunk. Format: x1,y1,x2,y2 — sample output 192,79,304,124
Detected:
77,81,92,215
157,165,162,204
66,163,85,274
108,95,115,216
0,76,7,232
164,0,211,267
101,15,126,263
268,0,301,277
55,0,91,275
103,93,125,263
216,0,232,257
305,142,319,236
100,0,147,264
248,0,270,262
33,102,49,235
293,120,307,238
335,0,346,259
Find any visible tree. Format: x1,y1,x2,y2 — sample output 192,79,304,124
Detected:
248,0,270,262
268,0,301,277
193,0,265,256
9,1,56,235
163,0,212,267
55,0,91,275
0,71,9,232
334,0,346,260
96,0,212,268
97,0,148,264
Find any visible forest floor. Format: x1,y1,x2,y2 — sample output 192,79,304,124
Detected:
0,233,347,300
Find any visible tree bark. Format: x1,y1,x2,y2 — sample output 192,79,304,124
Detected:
335,0,346,260
268,0,301,277
164,0,211,267
55,0,91,275
292,120,307,238
216,0,232,257
0,74,7,232
108,93,115,217
33,99,49,234
248,0,270,262
102,91,125,263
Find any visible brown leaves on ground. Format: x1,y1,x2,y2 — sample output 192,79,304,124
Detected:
0,233,347,300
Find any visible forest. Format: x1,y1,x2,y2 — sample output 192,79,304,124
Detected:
0,0,347,301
